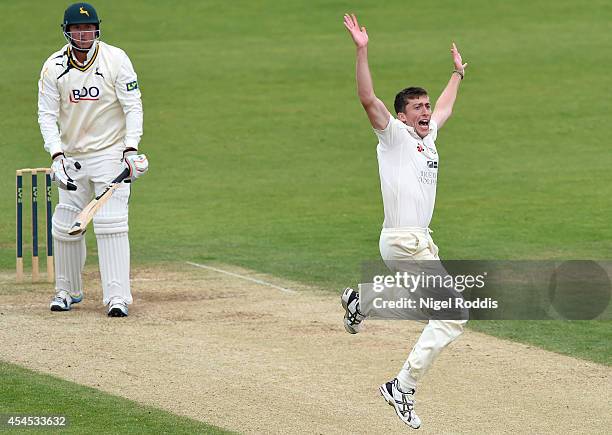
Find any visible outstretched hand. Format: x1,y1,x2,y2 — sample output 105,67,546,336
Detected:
451,42,467,74
343,13,368,48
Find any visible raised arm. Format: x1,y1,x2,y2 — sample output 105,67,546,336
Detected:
343,13,391,130
431,43,468,130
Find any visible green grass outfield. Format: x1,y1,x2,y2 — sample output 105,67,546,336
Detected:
1,0,610,429
0,361,231,434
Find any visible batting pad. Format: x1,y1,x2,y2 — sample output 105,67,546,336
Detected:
93,214,129,235
97,231,132,305
90,193,131,305
92,182,129,235
52,203,85,241
52,204,86,294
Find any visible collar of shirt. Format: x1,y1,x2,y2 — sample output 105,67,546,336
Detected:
397,121,433,141
70,41,99,67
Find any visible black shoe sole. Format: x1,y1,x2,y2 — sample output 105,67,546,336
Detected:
108,308,127,317
50,305,69,312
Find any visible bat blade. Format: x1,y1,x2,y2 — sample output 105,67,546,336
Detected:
68,197,104,235
68,168,130,236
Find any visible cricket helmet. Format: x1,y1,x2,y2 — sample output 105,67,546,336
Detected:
61,3,101,51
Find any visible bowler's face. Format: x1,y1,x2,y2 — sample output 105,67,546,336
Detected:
398,96,432,138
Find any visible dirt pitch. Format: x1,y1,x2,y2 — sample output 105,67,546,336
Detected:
0,263,610,434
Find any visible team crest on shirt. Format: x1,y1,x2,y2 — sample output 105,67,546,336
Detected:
418,143,437,159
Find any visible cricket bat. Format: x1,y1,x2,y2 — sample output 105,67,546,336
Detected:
68,168,131,235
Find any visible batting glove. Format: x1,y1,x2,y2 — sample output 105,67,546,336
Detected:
122,148,149,182
50,152,80,191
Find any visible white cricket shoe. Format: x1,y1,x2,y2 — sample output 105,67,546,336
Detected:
379,378,421,429
49,290,83,312
341,287,366,334
107,298,128,317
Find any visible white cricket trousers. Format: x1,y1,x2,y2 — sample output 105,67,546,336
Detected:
52,149,132,306
379,227,467,390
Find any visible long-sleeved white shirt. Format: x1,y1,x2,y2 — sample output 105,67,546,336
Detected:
38,41,143,156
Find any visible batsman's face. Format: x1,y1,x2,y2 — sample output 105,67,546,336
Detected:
398,96,432,138
67,23,97,49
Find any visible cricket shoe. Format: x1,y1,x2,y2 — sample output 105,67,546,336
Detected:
107,298,128,317
341,287,366,334
379,378,421,429
50,290,83,312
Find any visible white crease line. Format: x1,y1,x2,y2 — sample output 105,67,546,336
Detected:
186,261,297,294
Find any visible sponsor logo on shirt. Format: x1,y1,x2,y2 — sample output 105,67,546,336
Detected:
126,80,138,91
69,86,100,103
427,161,438,169
418,170,438,186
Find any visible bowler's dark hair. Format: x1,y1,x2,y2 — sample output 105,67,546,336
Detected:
394,87,428,114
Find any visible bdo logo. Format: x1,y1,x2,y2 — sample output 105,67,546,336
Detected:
70,86,100,103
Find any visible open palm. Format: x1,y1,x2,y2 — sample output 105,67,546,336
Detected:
343,14,368,48
451,42,468,73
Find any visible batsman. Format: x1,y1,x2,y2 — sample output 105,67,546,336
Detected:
38,2,148,317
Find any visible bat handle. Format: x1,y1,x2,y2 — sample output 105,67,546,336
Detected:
113,167,132,184
94,168,132,200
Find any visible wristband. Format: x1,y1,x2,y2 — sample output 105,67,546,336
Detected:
123,147,138,157
453,70,464,80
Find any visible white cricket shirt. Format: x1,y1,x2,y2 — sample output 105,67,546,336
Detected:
375,115,439,229
38,41,143,156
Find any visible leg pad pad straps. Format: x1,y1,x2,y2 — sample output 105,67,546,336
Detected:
52,204,85,242
93,214,129,235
